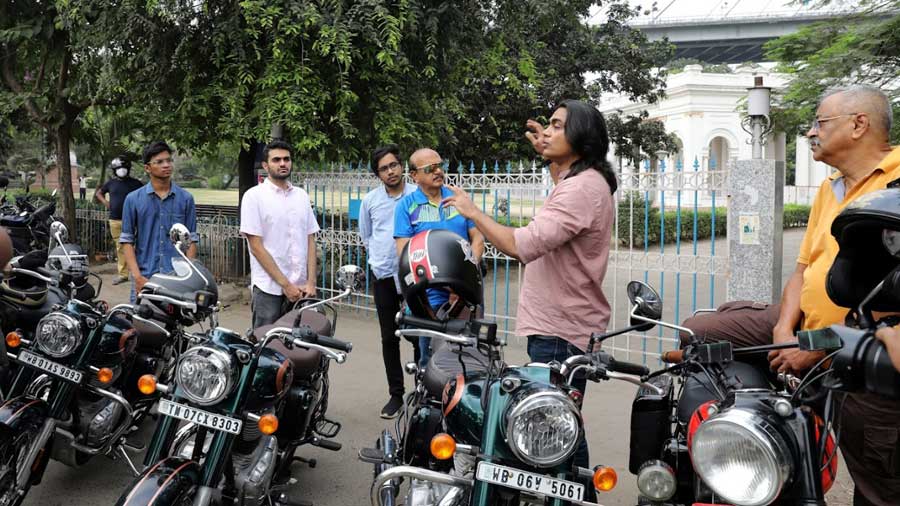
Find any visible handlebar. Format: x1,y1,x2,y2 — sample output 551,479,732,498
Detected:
394,328,476,346
607,356,650,376
395,312,468,335
263,326,351,363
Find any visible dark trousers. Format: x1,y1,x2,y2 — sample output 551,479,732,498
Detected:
526,335,594,503
680,301,900,506
251,286,288,330
373,275,416,398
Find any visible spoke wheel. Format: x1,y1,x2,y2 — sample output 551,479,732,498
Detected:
0,431,38,506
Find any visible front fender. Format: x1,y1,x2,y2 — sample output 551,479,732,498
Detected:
0,396,51,485
0,396,50,434
116,457,200,506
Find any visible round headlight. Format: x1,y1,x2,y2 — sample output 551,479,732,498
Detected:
691,408,792,506
36,312,82,357
505,390,581,467
176,346,236,406
637,460,676,502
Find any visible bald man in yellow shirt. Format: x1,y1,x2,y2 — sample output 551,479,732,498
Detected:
683,84,899,506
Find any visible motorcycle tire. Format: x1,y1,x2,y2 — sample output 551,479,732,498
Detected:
0,429,40,506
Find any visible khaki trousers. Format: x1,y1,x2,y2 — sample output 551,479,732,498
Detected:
108,219,128,280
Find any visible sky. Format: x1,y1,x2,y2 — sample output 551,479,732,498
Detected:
588,0,863,25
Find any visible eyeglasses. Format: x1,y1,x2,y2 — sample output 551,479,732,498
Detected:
804,113,859,133
412,162,444,174
377,161,402,173
149,157,173,166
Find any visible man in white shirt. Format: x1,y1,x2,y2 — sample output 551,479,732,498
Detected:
240,140,320,329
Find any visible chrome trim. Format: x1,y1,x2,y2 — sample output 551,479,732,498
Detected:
262,327,348,363
691,408,792,506
176,345,236,406
35,312,82,358
505,390,582,468
394,329,475,346
54,384,135,456
371,466,472,506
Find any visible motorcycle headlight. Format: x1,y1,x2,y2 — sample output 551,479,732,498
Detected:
176,346,236,406
36,312,82,358
691,408,793,506
505,390,581,467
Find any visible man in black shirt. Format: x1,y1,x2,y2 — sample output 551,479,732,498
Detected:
95,157,143,285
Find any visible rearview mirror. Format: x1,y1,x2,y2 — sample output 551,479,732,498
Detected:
627,281,663,331
169,223,191,253
335,265,364,293
50,221,68,244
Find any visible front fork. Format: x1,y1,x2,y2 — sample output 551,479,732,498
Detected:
16,417,55,490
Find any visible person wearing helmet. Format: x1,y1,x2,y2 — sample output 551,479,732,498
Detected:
679,85,900,506
95,156,143,285
394,148,484,367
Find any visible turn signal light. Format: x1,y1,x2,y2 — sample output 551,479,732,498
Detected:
97,367,114,384
593,466,617,492
258,414,279,435
5,331,21,348
137,374,158,395
430,433,456,460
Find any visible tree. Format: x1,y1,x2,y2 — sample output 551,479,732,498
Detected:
607,110,680,168
764,0,900,143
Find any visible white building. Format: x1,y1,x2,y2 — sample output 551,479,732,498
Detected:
598,64,830,204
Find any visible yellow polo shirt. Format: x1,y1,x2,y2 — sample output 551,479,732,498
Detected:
798,146,900,330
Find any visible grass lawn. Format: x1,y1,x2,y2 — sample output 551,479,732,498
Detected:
187,188,239,206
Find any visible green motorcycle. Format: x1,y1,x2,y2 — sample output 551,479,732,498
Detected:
361,284,663,506
115,264,363,506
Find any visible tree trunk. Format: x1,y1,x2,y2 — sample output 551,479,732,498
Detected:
238,140,260,212
54,121,77,233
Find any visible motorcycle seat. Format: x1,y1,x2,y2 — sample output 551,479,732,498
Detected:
423,342,491,397
0,216,29,228
254,309,333,380
132,318,170,349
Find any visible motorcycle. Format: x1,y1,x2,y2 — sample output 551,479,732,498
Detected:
361,283,660,506
624,280,839,506
115,264,364,506
0,191,59,256
0,274,150,505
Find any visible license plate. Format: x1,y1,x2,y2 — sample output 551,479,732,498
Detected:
157,399,243,435
476,461,584,502
18,350,83,383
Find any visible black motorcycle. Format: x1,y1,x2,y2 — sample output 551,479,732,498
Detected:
0,191,59,256
624,281,839,506
115,264,363,506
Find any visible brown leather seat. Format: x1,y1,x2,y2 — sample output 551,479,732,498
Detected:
254,309,333,380
132,318,170,349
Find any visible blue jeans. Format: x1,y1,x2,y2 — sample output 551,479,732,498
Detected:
526,335,593,501
419,336,432,368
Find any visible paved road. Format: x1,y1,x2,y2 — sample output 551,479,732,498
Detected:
20,228,855,505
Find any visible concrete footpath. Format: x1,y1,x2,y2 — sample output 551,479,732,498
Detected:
21,228,854,505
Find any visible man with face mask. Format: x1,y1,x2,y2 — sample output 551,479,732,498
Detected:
95,156,143,285
240,140,321,329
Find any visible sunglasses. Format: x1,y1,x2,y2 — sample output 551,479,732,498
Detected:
412,162,444,174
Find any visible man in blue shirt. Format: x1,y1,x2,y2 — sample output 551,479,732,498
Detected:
120,141,199,301
360,145,418,418
394,148,484,367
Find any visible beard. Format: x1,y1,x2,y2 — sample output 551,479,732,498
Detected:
268,170,291,180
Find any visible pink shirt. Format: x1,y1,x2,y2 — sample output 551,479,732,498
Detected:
513,168,614,351
240,179,320,296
